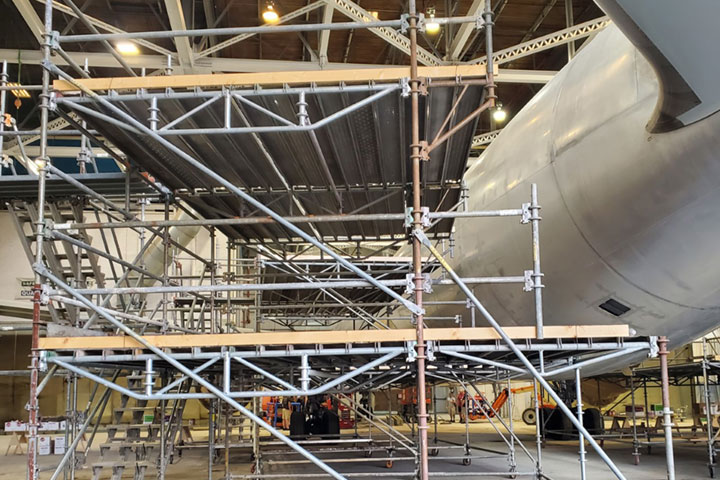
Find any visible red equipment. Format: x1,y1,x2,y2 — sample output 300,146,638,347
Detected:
400,386,432,405
458,385,551,421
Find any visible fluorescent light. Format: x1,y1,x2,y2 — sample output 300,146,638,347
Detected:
369,11,379,19
115,41,140,55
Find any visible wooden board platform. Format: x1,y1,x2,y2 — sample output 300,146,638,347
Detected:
38,325,630,351
53,65,488,92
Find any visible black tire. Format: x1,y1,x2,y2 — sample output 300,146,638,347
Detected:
322,411,340,439
545,409,574,441
429,448,439,457
558,411,575,441
522,408,536,425
583,408,604,435
462,457,471,466
290,411,307,439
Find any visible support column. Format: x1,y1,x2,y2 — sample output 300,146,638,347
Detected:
0,61,7,157
407,0,429,478
533,380,543,479
162,196,170,334
208,395,215,480
630,372,640,465
28,1,53,479
507,378,517,476
209,227,216,333
703,339,716,477
643,378,651,454
575,368,586,480
659,336,675,480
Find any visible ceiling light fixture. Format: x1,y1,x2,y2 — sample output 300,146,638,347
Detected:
425,7,440,34
115,41,140,55
492,104,507,123
262,3,280,23
369,10,379,19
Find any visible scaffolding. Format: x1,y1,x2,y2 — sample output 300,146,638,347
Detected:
593,337,720,479
0,0,676,479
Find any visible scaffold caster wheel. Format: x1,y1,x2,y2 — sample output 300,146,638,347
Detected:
429,448,439,457
709,465,715,478
250,464,257,474
462,457,471,466
386,460,394,469
633,454,640,466
364,450,372,458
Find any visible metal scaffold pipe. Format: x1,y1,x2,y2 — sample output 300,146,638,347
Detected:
38,267,350,480
659,336,676,480
406,0,430,477
413,215,630,480
52,208,526,230
58,15,482,43
49,274,529,296
46,63,421,317
28,1,53,478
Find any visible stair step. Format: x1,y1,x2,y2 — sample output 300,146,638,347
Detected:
107,424,163,431
114,407,171,412
100,442,160,449
92,461,150,468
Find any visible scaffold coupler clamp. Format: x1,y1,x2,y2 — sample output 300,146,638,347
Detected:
404,206,413,229
49,30,60,51
648,336,659,358
48,92,58,112
400,13,411,34
523,270,535,292
426,341,436,361
419,141,430,161
405,273,432,295
405,341,417,362
39,351,50,373
420,206,431,227
41,219,54,240
400,77,411,97
414,13,425,33
521,202,532,224
39,284,51,306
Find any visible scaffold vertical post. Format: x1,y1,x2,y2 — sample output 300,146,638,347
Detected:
210,227,216,333
575,367,587,480
659,336,675,480
28,1,54,479
208,395,214,480
407,0,429,478
703,338,715,476
507,377,517,475
0,60,7,157
530,183,544,339
630,371,640,465
533,379,543,479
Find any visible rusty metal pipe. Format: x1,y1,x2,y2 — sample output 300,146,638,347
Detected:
408,0,430,478
427,100,492,154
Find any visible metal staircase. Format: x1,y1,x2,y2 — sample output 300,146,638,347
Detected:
91,373,190,480
6,198,106,325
